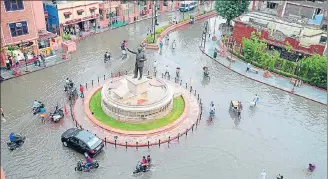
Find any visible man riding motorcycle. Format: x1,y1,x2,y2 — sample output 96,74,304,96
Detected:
141,156,149,171
121,40,127,58
9,132,23,145
84,153,94,170
33,100,40,109
308,163,316,172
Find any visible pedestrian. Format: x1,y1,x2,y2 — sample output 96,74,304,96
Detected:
259,169,266,179
0,107,5,118
41,54,46,67
246,63,251,72
5,58,11,70
252,94,259,106
104,52,110,63
164,65,169,77
80,84,84,98
40,106,46,123
190,78,194,92
153,60,157,76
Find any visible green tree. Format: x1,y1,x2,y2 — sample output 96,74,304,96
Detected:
215,0,250,26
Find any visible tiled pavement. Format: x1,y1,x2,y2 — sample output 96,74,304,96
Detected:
201,33,327,105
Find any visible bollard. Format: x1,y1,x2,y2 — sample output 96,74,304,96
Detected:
126,71,128,75
114,139,117,147
168,74,170,80
111,73,113,77
192,124,194,131
76,121,78,127
185,83,187,89
136,142,138,149
105,137,107,145
86,83,88,89
198,94,199,100
87,129,89,132
155,71,157,77
159,139,161,147
178,133,180,141
194,90,196,96
125,141,127,148
200,99,202,104
180,80,182,85
186,129,188,136
148,141,150,148
98,77,99,83
119,72,121,76
95,133,97,136
190,86,192,93
104,75,105,80
92,80,94,86
148,71,149,75
168,136,171,144
162,73,164,78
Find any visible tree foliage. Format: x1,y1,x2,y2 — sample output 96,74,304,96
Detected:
215,0,250,25
241,32,327,89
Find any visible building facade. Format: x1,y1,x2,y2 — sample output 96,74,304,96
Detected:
250,0,328,30
232,12,327,57
45,1,100,36
0,0,57,67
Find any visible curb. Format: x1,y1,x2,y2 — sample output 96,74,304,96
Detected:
199,46,327,106
1,59,69,81
82,85,191,137
144,11,217,50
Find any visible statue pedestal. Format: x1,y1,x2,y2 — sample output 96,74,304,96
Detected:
126,76,149,95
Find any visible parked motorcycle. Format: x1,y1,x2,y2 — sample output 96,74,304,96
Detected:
49,108,64,122
75,160,99,172
7,135,26,151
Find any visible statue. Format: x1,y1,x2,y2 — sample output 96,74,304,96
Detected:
127,47,147,80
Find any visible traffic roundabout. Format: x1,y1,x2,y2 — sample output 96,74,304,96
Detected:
73,74,201,147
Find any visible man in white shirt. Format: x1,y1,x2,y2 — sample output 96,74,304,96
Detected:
246,63,251,72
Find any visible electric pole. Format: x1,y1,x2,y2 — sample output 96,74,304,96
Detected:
153,0,157,43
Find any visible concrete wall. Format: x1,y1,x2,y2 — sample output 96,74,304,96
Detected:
57,1,99,25
32,1,46,31
0,0,38,45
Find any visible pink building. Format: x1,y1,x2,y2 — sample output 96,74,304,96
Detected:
0,0,57,67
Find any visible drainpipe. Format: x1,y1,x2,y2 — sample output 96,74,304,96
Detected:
280,0,287,18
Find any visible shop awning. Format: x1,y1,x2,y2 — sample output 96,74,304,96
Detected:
89,7,97,11
77,9,84,13
38,31,58,41
64,12,72,15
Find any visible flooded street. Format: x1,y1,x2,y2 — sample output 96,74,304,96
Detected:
1,14,327,179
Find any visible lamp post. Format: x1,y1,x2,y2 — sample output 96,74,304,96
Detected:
153,0,158,43
109,0,112,28
183,0,185,19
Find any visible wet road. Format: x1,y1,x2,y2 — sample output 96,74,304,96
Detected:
1,12,327,179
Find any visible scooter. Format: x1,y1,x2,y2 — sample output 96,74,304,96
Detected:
75,160,99,172
49,108,64,122
7,135,26,150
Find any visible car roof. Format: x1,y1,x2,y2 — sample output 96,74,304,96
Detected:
74,130,96,143
62,128,80,138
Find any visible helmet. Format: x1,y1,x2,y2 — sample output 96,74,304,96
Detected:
10,132,14,135
142,156,146,159
147,155,150,157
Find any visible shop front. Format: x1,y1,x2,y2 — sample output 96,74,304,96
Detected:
38,31,59,57
61,14,99,35
0,40,38,68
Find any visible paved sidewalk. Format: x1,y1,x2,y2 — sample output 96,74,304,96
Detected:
0,54,66,80
202,33,327,105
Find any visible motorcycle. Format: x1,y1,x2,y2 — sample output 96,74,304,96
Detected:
49,108,64,122
133,161,151,174
7,135,26,150
75,160,99,172
33,102,44,115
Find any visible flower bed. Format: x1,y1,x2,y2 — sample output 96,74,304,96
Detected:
223,32,327,89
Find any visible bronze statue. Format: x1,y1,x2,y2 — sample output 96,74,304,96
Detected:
127,47,147,80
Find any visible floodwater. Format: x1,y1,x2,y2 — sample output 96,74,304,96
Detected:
1,11,327,179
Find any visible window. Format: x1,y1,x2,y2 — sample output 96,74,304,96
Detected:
90,10,95,15
64,14,70,19
267,2,278,9
4,0,24,11
38,40,50,49
9,21,28,37
319,36,327,44
77,11,83,15
120,0,127,4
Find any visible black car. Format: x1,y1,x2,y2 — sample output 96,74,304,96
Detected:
61,128,104,156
